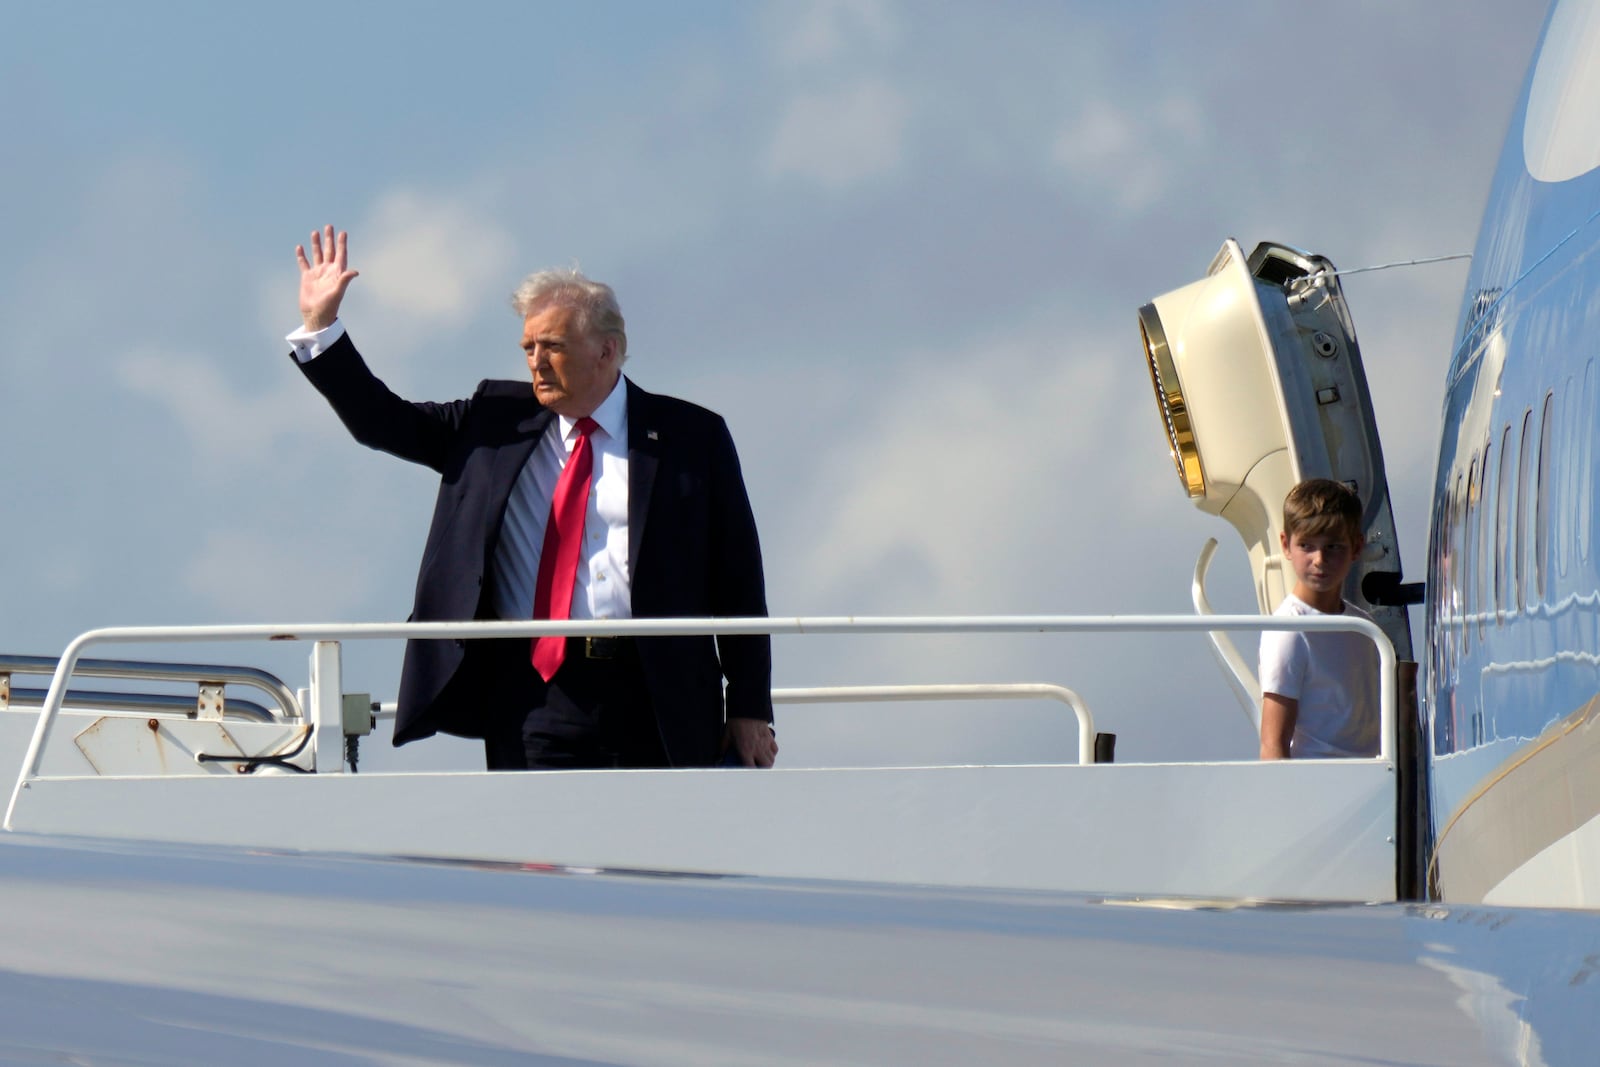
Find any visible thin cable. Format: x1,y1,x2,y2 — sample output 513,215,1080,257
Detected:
1298,253,1474,282
196,724,314,774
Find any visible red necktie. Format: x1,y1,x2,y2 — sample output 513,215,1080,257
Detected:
531,417,599,681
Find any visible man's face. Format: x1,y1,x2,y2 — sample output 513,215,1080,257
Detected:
521,303,620,417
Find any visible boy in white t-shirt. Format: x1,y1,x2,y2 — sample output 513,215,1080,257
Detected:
1258,478,1380,760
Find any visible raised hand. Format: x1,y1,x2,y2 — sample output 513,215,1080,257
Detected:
296,224,361,331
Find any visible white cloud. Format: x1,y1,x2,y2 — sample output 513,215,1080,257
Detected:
783,330,1131,614
765,79,911,189
1052,95,1207,213
114,347,329,475
772,0,897,68
358,189,516,327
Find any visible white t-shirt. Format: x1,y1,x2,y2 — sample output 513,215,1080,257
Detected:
1258,594,1380,758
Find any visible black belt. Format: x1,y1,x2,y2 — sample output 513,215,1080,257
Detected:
571,635,632,660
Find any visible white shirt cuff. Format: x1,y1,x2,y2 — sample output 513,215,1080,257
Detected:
286,320,347,363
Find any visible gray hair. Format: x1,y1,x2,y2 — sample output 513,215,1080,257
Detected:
510,268,628,362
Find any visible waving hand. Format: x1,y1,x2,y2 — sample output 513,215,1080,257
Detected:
296,225,360,331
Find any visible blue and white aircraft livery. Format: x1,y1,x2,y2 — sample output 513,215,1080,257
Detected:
1426,0,1600,907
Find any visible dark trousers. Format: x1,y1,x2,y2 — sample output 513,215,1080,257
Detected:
479,637,668,771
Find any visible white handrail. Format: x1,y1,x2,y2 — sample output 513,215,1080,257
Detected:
778,684,1095,764
373,683,1100,765
1192,538,1264,729
4,614,1397,830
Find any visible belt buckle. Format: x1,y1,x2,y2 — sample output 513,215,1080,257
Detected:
585,636,616,660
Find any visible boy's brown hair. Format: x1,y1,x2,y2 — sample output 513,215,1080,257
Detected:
1282,478,1363,543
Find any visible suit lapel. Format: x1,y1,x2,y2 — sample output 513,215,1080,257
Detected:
626,378,660,569
483,403,556,554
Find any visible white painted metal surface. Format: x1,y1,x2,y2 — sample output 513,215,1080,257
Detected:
0,709,306,782
1,831,1591,1066
5,759,1399,900
308,640,345,775
0,614,1400,903
1484,809,1600,908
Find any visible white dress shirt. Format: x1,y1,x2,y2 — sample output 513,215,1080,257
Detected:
286,318,633,624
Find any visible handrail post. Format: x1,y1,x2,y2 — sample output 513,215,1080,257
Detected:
309,641,346,774
1375,623,1397,764
5,634,92,830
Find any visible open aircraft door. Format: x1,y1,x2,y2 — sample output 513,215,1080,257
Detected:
1138,239,1430,899
1137,239,1416,726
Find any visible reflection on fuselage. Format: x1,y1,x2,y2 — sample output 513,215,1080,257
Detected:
1423,0,1600,901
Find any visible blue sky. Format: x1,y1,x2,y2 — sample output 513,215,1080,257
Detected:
0,2,1549,770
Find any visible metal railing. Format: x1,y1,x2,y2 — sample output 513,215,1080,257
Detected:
3,614,1398,831
0,655,301,723
4,688,277,723
375,681,1099,765
775,685,1095,764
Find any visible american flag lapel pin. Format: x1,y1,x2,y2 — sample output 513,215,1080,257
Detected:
647,430,659,441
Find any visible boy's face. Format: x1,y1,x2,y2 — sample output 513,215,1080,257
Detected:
1280,526,1362,596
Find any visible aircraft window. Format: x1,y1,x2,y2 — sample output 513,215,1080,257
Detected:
1465,455,1479,636
1432,489,1449,681
1582,359,1597,564
1558,376,1574,581
1496,423,1514,625
1516,409,1534,613
1452,471,1467,676
1480,438,1493,640
1537,391,1554,601
1440,489,1452,681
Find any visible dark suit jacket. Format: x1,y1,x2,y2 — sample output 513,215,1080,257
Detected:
297,333,772,766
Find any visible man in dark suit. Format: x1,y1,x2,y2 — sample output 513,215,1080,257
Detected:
290,225,776,770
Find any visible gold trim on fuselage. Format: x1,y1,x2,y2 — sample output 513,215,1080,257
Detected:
1431,692,1600,902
